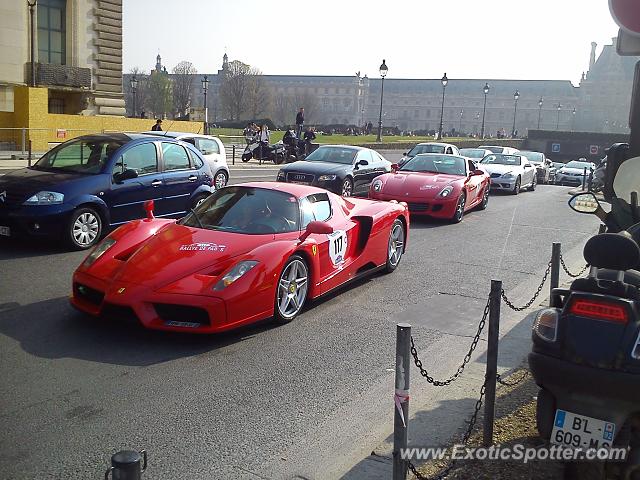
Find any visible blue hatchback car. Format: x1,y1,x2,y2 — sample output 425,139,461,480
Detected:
0,133,214,249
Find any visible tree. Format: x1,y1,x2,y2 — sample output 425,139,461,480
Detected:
245,72,271,119
146,71,173,119
124,67,149,118
219,60,266,121
172,61,197,118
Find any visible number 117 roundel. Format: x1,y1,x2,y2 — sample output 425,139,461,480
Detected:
70,182,409,333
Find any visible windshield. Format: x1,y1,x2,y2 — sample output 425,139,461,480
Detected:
520,151,544,163
480,154,522,166
565,161,592,169
181,186,300,234
33,137,125,174
305,146,358,165
479,146,503,153
459,149,486,158
408,144,446,156
401,155,466,175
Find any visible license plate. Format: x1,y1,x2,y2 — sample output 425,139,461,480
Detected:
551,409,615,449
0,226,9,237
290,180,310,185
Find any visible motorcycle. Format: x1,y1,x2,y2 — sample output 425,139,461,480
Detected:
529,151,640,479
242,139,286,164
282,129,307,162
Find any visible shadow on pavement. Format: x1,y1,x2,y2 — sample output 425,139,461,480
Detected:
0,236,72,260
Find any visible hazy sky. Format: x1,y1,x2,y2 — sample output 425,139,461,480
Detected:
123,0,620,85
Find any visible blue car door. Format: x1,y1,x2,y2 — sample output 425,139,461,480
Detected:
156,141,199,217
105,141,164,225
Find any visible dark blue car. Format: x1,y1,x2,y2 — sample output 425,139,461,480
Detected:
0,133,214,249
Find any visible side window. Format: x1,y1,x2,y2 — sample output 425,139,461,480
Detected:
189,149,204,169
299,193,332,228
197,138,220,155
299,198,315,229
446,147,453,154
468,160,475,172
162,143,190,171
181,137,196,147
112,142,158,176
356,150,373,163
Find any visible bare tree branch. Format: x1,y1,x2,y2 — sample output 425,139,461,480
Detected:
172,61,197,118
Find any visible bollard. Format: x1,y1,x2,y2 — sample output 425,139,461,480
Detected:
550,243,561,302
28,139,32,167
105,450,147,480
232,145,235,165
588,170,593,192
392,323,411,480
21,128,26,155
582,167,587,190
483,280,501,447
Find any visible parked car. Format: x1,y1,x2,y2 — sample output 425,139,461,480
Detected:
369,154,490,222
459,148,493,164
144,131,229,188
0,133,214,249
554,160,596,186
398,142,460,167
478,153,537,194
478,145,520,155
276,145,391,196
519,150,553,184
549,161,565,183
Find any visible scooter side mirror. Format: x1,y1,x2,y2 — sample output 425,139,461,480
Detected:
569,192,600,214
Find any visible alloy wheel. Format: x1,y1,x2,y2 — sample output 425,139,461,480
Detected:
73,212,100,247
342,179,353,196
277,259,309,320
388,222,404,268
214,172,228,189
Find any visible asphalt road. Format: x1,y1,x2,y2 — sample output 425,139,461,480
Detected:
0,155,600,480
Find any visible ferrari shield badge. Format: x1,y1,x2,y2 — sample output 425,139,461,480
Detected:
328,230,347,265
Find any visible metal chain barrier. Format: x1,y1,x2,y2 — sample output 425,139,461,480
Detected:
501,260,552,311
559,254,590,278
410,297,490,387
496,371,528,387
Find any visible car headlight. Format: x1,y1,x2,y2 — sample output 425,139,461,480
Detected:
318,174,337,181
501,172,514,179
277,171,286,181
533,308,559,342
372,179,383,192
213,260,259,291
23,191,64,205
82,237,116,267
437,186,454,198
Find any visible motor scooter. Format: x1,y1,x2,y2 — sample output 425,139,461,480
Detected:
241,139,286,164
529,152,640,479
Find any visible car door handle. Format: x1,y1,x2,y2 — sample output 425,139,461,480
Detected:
188,175,198,182
151,179,162,187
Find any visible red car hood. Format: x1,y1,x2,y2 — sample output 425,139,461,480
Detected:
381,172,462,198
109,223,273,289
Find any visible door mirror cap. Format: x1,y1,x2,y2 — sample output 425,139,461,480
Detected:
299,220,334,242
114,168,138,183
391,163,400,173
568,192,600,214
524,164,533,168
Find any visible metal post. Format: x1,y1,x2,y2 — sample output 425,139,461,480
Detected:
438,84,446,139
21,128,26,154
232,144,235,165
483,280,501,447
28,139,32,167
587,169,593,192
376,76,385,143
481,93,488,139
104,450,147,480
582,167,587,190
28,1,36,87
550,243,561,301
392,323,411,480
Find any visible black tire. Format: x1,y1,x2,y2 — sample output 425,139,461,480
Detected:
213,171,228,189
451,193,466,223
530,175,537,191
274,255,309,324
385,219,405,273
478,186,490,210
512,176,521,195
66,207,103,250
273,153,285,165
241,153,251,163
341,177,354,197
191,193,210,209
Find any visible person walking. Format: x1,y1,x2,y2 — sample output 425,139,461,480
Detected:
295,107,304,138
151,119,162,131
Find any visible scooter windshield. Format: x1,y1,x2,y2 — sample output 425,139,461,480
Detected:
611,155,640,230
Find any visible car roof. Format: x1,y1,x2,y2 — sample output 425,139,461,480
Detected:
415,142,455,147
413,153,465,159
315,144,365,150
140,131,221,141
237,181,334,197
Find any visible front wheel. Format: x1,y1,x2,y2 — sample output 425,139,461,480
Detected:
385,219,405,273
273,153,285,165
214,171,228,189
341,178,353,197
530,175,537,191
67,207,102,250
274,255,309,324
512,176,521,195
451,193,466,223
478,186,489,210
241,153,251,163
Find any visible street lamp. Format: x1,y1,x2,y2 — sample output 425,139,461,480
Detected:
201,75,209,135
537,97,543,129
511,91,520,137
459,109,464,134
556,103,562,130
438,73,448,139
28,0,37,87
480,82,490,139
572,106,576,132
376,59,388,142
130,75,138,118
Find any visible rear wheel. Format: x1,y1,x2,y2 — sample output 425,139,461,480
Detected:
385,219,405,273
341,177,353,197
241,153,251,163
512,176,521,195
274,255,309,324
67,207,102,250
478,186,490,210
273,153,285,165
451,193,466,223
530,175,537,191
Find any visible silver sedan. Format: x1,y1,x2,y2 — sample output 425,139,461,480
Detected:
478,153,537,195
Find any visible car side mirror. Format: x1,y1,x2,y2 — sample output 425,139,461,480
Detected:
357,159,369,167
391,163,399,173
299,220,334,242
403,152,408,156
472,169,485,176
113,168,138,183
524,164,532,168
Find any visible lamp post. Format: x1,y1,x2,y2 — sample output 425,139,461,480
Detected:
130,75,138,118
537,97,543,129
28,0,37,87
376,59,388,142
459,109,464,134
480,82,490,139
438,73,448,139
556,103,562,130
572,106,576,132
201,75,209,135
511,91,520,137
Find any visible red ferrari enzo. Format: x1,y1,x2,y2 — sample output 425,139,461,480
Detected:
70,182,409,333
369,154,490,222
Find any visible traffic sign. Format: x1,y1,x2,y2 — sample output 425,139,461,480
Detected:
590,145,599,155
552,143,561,153
609,0,640,37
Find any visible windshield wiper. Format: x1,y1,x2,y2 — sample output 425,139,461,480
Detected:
189,208,204,228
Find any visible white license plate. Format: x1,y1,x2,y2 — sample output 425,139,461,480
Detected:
551,409,615,449
0,226,10,237
290,180,310,185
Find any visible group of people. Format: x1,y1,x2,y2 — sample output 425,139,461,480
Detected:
243,122,271,145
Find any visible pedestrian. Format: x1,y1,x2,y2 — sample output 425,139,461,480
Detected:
303,126,316,155
259,124,270,144
295,107,304,138
244,122,256,145
151,119,162,131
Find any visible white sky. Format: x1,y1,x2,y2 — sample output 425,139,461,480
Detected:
123,0,620,85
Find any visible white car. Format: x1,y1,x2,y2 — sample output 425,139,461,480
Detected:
398,142,460,167
144,132,229,188
459,148,493,168
479,153,537,195
478,145,520,155
554,160,596,187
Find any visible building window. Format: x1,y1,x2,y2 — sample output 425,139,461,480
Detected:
414,109,419,118
426,109,431,118
38,0,66,65
48,97,64,113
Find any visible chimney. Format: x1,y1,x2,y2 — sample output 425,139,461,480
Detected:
589,42,597,71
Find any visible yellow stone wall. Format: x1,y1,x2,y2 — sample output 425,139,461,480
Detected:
0,86,204,151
